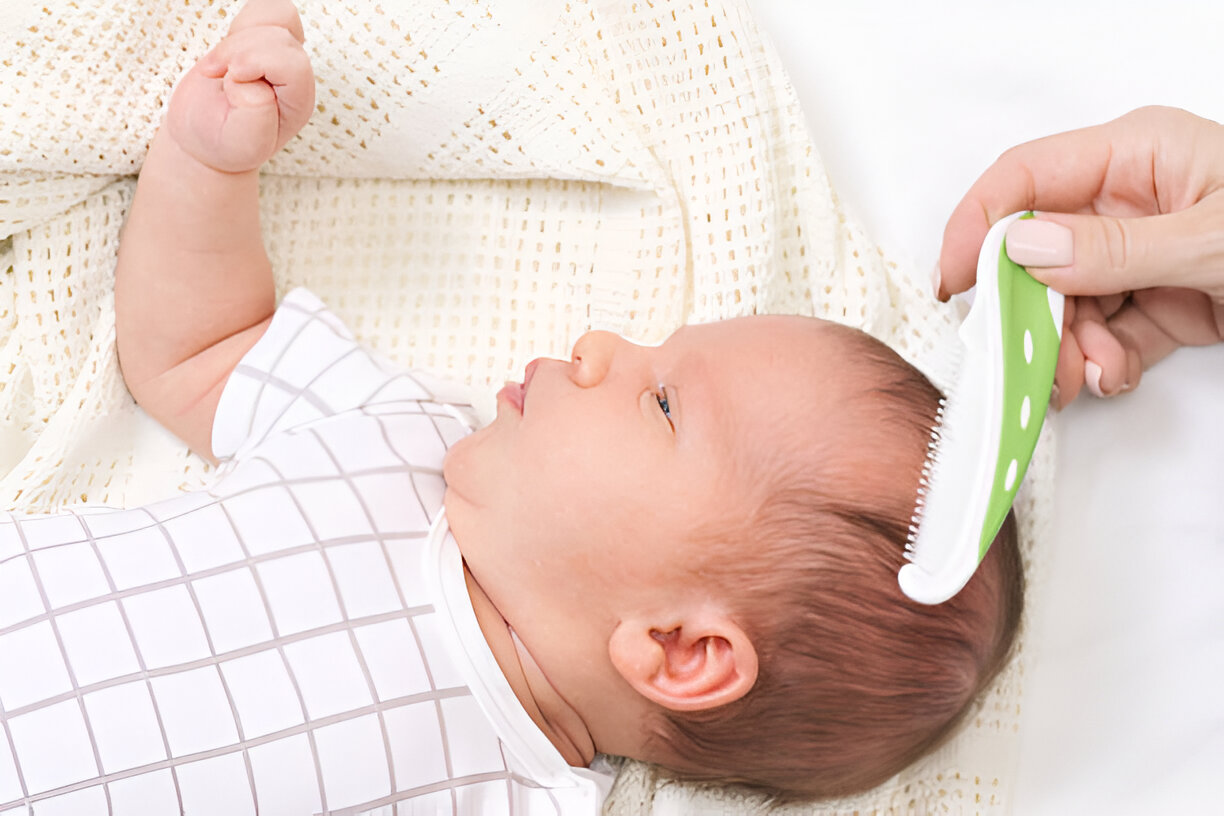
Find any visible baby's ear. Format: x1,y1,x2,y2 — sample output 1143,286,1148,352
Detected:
607,611,758,712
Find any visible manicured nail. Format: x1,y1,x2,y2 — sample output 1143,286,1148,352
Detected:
1084,361,1107,398
1006,219,1073,267
931,262,943,300
1050,382,1061,409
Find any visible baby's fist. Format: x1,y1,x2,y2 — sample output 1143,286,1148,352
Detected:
167,0,314,173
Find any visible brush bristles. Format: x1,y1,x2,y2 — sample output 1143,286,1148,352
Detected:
904,396,947,561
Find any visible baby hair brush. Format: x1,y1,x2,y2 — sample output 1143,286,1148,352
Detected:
899,212,1064,605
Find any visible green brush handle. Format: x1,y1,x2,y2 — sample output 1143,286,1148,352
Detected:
979,213,1063,558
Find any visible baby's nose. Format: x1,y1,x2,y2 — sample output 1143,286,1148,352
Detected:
569,330,620,387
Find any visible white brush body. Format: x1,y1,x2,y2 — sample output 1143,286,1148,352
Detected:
898,213,1015,605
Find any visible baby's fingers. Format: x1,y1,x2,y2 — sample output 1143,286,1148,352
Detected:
223,72,275,108
228,0,305,43
209,27,310,89
213,91,280,165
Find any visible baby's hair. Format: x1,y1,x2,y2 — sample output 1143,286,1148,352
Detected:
649,323,1024,801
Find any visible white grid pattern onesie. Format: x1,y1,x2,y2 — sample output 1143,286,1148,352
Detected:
0,289,608,815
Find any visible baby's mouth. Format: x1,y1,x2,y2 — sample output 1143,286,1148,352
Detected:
497,381,526,414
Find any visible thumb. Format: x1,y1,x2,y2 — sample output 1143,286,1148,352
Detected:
1004,198,1224,299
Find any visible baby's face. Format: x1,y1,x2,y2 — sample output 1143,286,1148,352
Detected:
442,314,867,685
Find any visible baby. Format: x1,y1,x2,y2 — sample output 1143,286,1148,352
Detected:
0,1,1022,813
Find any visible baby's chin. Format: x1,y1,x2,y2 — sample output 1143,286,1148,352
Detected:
440,431,482,504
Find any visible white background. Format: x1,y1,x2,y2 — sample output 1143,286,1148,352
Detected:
751,2,1224,813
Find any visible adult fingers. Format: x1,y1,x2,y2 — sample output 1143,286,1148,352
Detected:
1096,292,1130,319
1007,196,1224,300
937,119,1120,298
936,106,1219,299
1051,296,1084,409
1068,289,1213,401
1127,287,1224,349
1105,297,1186,378
1070,298,1142,398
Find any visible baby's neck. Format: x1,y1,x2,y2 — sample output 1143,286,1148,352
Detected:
461,563,596,767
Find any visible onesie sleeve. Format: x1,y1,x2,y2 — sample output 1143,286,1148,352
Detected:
211,287,476,461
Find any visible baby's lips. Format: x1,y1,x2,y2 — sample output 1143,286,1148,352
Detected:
496,382,526,414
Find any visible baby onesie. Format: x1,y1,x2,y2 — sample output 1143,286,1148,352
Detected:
0,289,610,815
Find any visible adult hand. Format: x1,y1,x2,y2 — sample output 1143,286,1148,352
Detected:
937,106,1224,407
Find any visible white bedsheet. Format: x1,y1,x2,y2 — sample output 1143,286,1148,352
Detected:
752,2,1224,812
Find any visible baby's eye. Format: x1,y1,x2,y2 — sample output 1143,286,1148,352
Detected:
655,386,674,429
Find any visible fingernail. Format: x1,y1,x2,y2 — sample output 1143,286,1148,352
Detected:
931,262,943,300
1050,382,1061,409
1005,219,1074,267
1084,361,1108,398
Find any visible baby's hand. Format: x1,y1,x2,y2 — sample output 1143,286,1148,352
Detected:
166,0,314,173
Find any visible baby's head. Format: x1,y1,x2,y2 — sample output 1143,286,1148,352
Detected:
443,313,1022,799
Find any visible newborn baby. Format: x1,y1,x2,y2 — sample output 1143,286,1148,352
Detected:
0,1,1022,812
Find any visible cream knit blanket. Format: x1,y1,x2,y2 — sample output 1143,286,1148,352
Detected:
0,1,1053,812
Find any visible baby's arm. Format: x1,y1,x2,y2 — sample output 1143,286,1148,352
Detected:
115,0,313,460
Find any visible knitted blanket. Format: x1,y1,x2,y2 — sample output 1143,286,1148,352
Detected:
0,1,1053,812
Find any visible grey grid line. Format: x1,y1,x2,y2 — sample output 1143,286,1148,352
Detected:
367,406,475,814
0,531,429,640
212,319,468,809
1,607,435,719
229,360,345,419
421,401,458,455
0,724,27,807
369,412,436,530
361,373,426,409
351,383,476,814
231,302,402,455
216,499,331,815
273,294,468,415
233,295,475,460
0,294,559,813
322,769,524,816
278,294,350,339
496,742,571,816
259,445,400,803
5,512,104,804
543,783,563,814
1,462,447,571
134,504,260,807
208,448,445,499
0,688,471,812
64,511,123,816
231,358,473,454
367,415,427,612
234,296,332,449
359,366,476,420
70,506,182,812
0,640,30,806
442,400,479,434
499,743,518,816
405,612,460,814
72,507,185,815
